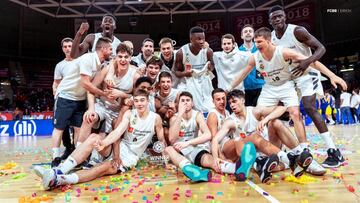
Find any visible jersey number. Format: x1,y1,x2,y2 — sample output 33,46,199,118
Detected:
272,76,280,82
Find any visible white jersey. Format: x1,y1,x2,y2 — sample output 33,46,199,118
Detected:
208,108,230,131
149,94,156,112
175,110,201,155
113,67,137,93
271,24,319,77
220,113,245,149
156,88,179,106
213,48,250,91
121,110,157,158
178,44,214,112
54,59,73,80
160,50,180,87
243,107,269,140
100,67,137,112
91,33,121,56
132,53,147,68
56,52,101,101
254,46,292,86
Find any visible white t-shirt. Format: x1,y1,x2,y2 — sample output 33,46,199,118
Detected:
213,48,250,91
56,52,101,101
54,59,73,80
340,92,352,107
350,94,360,109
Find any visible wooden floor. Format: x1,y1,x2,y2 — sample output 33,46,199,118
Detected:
1,125,360,203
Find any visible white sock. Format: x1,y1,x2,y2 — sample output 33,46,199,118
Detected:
76,142,82,147
277,151,289,166
220,161,236,174
179,159,191,170
320,132,336,149
299,142,309,150
52,148,61,159
59,156,78,174
56,173,79,186
291,145,303,155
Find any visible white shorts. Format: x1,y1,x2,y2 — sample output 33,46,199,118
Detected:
294,70,324,98
257,81,299,107
89,141,137,172
94,102,119,133
180,145,209,164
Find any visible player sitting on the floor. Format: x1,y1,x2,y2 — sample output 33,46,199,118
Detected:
164,91,257,182
211,90,314,183
34,90,166,190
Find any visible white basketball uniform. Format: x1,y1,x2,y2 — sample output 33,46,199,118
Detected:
208,108,230,131
175,110,210,163
254,46,299,107
178,44,214,113
220,113,245,151
119,110,157,168
156,88,179,106
94,67,137,133
213,48,250,91
92,33,121,57
271,24,324,97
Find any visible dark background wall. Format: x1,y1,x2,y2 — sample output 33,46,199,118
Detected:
0,0,359,63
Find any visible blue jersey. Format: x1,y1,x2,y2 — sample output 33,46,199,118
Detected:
239,43,264,90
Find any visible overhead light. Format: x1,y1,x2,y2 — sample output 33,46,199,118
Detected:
340,68,354,72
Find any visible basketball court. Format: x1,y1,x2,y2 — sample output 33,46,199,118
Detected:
1,125,359,203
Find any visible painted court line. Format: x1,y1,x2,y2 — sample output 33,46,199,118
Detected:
246,180,280,203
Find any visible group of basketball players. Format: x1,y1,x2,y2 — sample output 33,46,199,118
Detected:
33,5,348,190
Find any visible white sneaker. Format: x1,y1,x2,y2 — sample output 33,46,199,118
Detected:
329,120,335,125
33,166,46,178
42,169,57,190
306,160,326,176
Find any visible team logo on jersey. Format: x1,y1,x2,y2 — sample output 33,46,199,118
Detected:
133,137,137,142
131,114,137,125
261,72,267,77
128,127,134,133
179,123,186,137
259,63,265,70
288,45,296,49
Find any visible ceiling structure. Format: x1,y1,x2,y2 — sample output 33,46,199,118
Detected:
8,0,306,18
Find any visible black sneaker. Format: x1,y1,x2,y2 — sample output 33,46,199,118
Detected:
322,148,344,168
287,149,312,178
51,157,62,167
60,147,74,161
254,154,279,183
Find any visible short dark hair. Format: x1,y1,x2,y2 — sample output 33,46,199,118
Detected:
102,13,116,23
227,89,245,101
135,76,153,88
95,37,112,50
142,38,154,46
61,37,73,47
221,34,235,44
116,43,132,55
146,56,164,67
179,91,193,100
254,27,272,40
189,26,205,35
158,71,172,81
268,5,284,15
241,24,254,32
211,88,226,98
133,89,149,98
